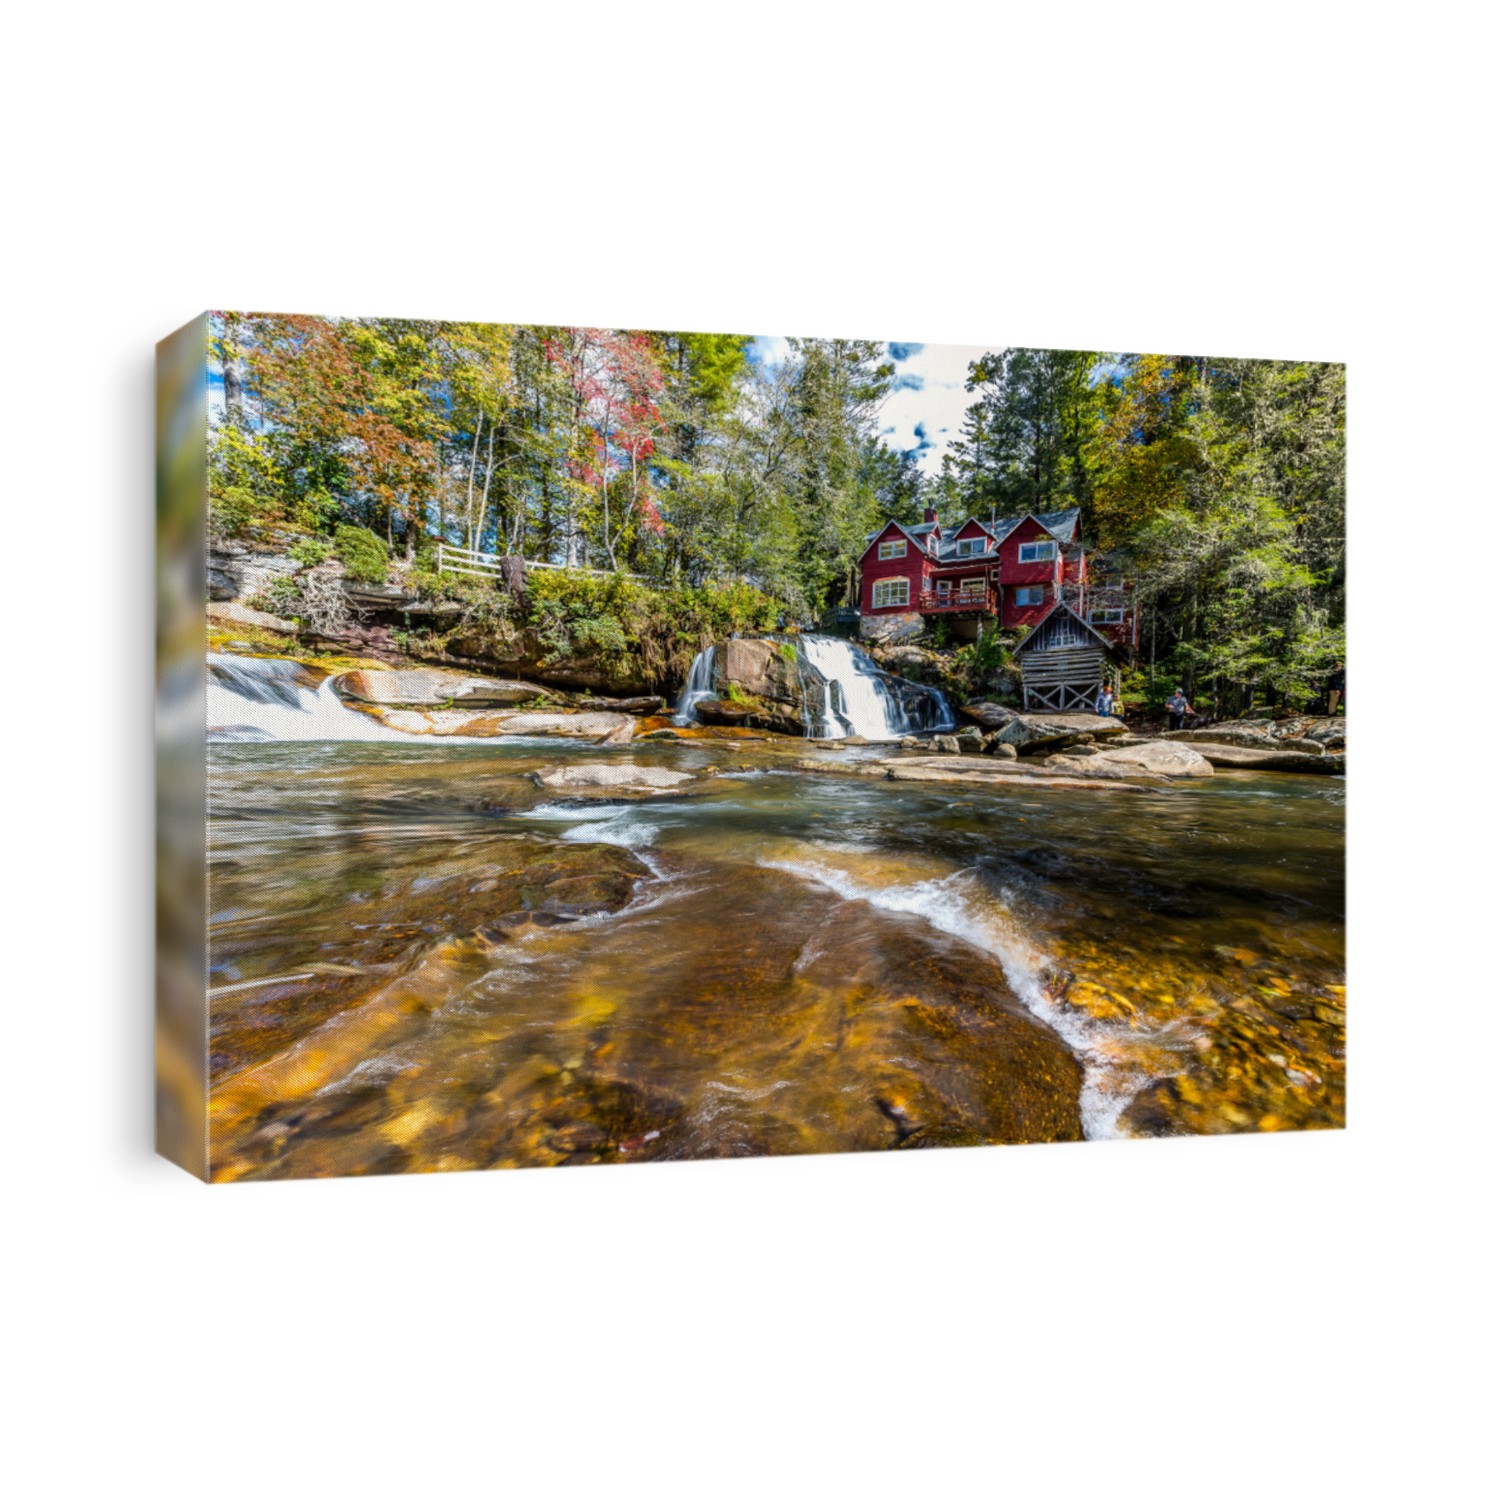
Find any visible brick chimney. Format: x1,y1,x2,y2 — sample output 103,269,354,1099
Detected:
923,507,938,524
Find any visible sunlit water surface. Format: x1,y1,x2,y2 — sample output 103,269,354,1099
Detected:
207,738,1344,1179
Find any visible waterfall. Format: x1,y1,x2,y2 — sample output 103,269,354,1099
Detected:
798,635,952,739
671,635,953,740
673,645,717,725
207,654,408,743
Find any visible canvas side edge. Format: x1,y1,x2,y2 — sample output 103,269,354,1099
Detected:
155,315,210,1180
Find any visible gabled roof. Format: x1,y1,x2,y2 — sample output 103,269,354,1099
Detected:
857,519,931,562
987,507,1082,548
1013,599,1120,657
861,506,1083,564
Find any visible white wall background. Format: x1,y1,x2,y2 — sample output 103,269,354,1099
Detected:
3,4,1491,1495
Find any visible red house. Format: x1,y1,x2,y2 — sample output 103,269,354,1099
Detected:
856,506,1137,652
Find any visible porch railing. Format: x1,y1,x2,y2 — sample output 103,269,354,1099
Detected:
917,586,998,614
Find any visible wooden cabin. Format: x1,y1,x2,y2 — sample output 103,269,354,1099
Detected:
1013,601,1120,712
855,506,1137,649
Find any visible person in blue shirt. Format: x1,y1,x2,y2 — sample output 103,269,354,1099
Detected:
1166,687,1191,731
1094,684,1115,717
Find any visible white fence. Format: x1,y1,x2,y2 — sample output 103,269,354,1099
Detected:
435,543,646,582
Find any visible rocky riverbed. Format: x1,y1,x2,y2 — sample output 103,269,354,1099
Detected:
203,703,1345,1180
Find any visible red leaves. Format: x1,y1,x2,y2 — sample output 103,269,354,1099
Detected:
549,326,671,545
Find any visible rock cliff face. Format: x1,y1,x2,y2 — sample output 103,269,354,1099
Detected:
208,539,302,603
714,639,815,719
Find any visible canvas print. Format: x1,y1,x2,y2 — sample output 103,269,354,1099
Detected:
155,315,1345,1181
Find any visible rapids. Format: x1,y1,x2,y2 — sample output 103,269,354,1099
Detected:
204,733,1345,1180
207,653,409,743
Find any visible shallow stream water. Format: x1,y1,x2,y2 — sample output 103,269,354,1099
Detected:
206,736,1344,1179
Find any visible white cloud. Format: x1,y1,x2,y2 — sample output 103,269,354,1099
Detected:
751,335,792,370
876,342,993,476
749,335,992,477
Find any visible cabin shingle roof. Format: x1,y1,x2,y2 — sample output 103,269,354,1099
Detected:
863,507,1081,562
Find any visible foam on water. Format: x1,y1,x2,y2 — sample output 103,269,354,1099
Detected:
799,635,915,739
758,847,1154,1139
208,654,411,743
672,634,953,740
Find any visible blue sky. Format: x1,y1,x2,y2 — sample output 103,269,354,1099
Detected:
751,335,996,477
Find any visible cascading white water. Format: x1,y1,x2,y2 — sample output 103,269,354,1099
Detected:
207,654,409,742
673,645,717,725
798,635,952,740
670,634,952,740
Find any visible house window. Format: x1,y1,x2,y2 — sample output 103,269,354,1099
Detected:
935,578,951,595
877,538,907,560
1014,585,1046,607
958,577,986,601
1018,540,1057,563
1090,608,1124,625
954,536,986,558
872,577,910,609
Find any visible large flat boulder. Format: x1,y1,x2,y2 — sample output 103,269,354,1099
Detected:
1191,743,1345,775
335,668,554,708
1167,727,1282,751
792,756,1154,792
1088,741,1214,778
571,695,665,716
959,701,1016,731
985,710,1127,753
367,707,634,742
883,760,1152,793
1191,715,1346,750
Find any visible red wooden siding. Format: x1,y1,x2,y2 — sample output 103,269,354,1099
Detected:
858,521,931,614
995,516,1062,628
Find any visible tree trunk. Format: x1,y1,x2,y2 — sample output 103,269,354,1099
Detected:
223,358,244,426
465,416,482,549
479,421,496,553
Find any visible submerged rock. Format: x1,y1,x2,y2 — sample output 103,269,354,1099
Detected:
882,759,1154,793
531,763,697,795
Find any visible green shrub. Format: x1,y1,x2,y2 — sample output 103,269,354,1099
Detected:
210,486,257,538
334,524,389,583
247,575,302,618
288,534,333,567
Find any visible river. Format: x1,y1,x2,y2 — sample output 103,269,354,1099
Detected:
205,728,1345,1180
